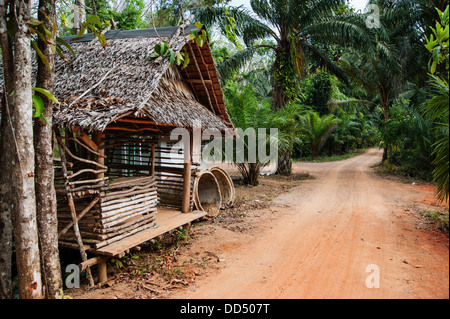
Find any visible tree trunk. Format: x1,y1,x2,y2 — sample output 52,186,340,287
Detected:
34,0,63,299
382,97,390,162
272,49,289,111
237,163,261,186
0,96,13,300
74,0,86,35
0,1,14,299
311,148,319,161
11,0,43,299
276,149,292,176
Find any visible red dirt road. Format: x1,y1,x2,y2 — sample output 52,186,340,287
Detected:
171,149,449,299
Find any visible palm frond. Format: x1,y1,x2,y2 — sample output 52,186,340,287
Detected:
302,42,349,84
305,14,376,53
217,46,259,80
298,0,346,29
425,74,450,120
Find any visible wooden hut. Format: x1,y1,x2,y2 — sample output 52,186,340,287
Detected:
2,22,234,283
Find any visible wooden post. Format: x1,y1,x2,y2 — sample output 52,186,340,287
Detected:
151,144,156,176
97,257,108,283
182,162,192,214
93,132,105,180
181,131,192,214
93,132,108,282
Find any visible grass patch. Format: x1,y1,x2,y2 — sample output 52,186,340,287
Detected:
373,160,435,184
421,210,449,234
294,149,367,163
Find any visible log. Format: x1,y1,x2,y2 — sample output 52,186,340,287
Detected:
108,176,155,186
58,240,94,251
79,257,101,272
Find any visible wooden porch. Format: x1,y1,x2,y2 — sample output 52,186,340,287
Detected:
78,207,207,283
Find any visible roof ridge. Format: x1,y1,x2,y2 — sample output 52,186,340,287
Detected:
61,23,199,44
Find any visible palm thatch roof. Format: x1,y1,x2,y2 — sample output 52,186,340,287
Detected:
1,23,234,133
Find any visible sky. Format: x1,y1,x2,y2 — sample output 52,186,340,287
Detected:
229,0,370,12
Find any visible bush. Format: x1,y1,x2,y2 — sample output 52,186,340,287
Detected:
379,98,435,180
303,71,332,115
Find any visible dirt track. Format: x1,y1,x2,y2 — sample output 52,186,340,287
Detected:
171,149,449,299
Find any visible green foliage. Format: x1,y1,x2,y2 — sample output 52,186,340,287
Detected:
379,98,435,180
424,6,450,203
292,71,379,159
325,110,378,155
31,87,60,125
197,0,347,109
224,83,270,185
111,253,140,270
421,210,449,234
273,51,301,103
151,22,210,69
222,6,242,49
303,71,333,115
425,6,449,75
210,43,234,66
172,227,191,246
298,112,340,160
111,0,146,30
150,0,231,28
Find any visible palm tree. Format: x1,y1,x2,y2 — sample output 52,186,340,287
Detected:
224,83,274,185
334,0,449,162
269,102,307,175
331,1,417,161
197,0,346,110
299,112,341,160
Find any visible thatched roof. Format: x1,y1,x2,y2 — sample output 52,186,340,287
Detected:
1,24,234,132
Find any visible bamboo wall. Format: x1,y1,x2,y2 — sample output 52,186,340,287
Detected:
55,131,197,250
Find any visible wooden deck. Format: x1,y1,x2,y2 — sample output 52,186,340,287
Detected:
95,208,207,257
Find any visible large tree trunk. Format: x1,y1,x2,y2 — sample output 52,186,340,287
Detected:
0,0,14,300
272,49,289,112
0,101,13,299
11,0,43,299
34,0,62,299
